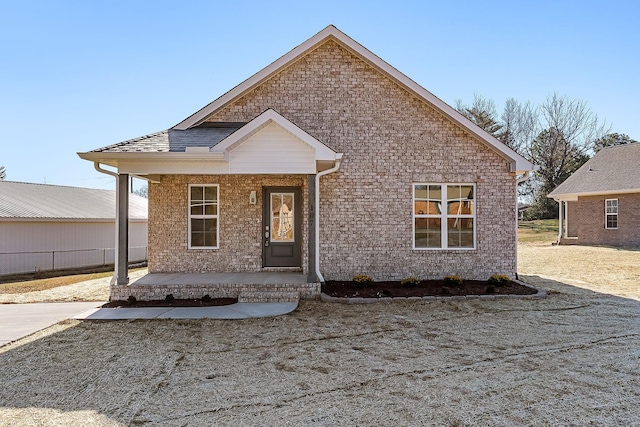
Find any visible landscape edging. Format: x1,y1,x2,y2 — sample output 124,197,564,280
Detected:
320,279,546,304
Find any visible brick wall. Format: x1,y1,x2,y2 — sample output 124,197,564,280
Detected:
148,175,308,273
564,193,640,247
149,40,518,281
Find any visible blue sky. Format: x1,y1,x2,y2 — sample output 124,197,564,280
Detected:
1,0,638,189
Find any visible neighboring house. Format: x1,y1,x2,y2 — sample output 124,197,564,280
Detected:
0,181,148,275
548,143,640,247
78,25,535,301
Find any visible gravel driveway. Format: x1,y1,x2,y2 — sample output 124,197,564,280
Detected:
0,246,638,426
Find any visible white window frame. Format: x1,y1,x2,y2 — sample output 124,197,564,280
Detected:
188,184,219,249
605,198,618,230
413,183,476,250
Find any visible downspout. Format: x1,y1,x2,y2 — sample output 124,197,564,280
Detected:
93,162,125,286
515,171,530,280
94,162,118,178
315,154,343,283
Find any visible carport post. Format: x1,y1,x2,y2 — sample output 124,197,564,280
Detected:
115,173,129,285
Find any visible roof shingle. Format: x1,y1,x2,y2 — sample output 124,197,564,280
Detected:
549,143,640,198
91,126,244,153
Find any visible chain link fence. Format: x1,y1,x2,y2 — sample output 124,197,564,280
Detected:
0,246,147,276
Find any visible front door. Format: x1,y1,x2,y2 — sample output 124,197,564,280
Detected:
263,187,302,267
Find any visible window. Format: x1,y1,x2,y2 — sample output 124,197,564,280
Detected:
413,184,475,249
188,184,219,249
605,199,618,229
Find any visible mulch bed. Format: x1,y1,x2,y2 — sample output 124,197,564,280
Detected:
102,298,238,308
324,280,537,298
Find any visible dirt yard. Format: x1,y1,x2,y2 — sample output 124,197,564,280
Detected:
0,244,638,426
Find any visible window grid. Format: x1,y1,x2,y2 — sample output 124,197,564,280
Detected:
188,184,219,249
413,183,476,250
605,199,618,230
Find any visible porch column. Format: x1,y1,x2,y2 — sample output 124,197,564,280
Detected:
307,174,318,283
557,199,563,244
115,173,129,285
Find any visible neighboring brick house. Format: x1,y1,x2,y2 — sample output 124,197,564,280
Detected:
549,143,640,247
79,25,535,301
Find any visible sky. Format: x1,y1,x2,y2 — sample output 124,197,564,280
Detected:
1,0,638,190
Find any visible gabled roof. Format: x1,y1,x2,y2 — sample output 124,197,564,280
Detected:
173,25,535,173
0,181,148,221
549,143,640,201
213,109,338,162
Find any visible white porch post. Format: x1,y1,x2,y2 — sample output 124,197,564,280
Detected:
115,173,130,285
557,199,563,244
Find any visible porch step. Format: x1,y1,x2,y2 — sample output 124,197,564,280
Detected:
238,291,300,303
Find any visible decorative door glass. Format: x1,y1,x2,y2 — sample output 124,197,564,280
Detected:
270,193,294,242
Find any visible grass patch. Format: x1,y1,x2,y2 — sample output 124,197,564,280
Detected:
518,219,558,244
0,268,146,294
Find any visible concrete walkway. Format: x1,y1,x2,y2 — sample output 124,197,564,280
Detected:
0,302,103,346
1,301,298,347
74,302,299,320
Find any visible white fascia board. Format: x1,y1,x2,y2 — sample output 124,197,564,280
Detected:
549,188,640,201
172,25,535,172
213,108,338,161
78,151,227,169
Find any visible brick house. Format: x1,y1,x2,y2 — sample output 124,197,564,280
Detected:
79,25,535,301
548,143,640,247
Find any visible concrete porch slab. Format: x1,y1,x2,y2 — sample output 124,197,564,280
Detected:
130,272,309,286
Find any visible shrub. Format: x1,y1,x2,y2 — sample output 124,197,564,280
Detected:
401,277,420,287
486,285,496,294
127,295,137,305
201,294,212,302
165,293,175,302
352,274,373,288
443,275,463,287
488,274,510,287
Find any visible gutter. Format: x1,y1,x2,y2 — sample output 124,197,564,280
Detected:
314,154,343,283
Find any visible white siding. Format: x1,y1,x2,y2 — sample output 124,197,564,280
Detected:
229,122,316,174
0,221,148,275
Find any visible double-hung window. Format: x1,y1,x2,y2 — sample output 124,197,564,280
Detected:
413,184,475,249
605,199,618,229
189,184,219,249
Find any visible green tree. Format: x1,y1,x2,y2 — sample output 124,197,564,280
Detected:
455,94,503,137
593,132,637,152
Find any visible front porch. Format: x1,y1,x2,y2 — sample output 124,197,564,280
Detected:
111,271,321,303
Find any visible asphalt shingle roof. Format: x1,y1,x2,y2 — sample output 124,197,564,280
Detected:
0,181,148,220
549,143,640,197
91,126,244,153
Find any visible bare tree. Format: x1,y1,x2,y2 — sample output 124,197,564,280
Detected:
455,94,503,137
455,93,610,218
133,185,148,198
524,94,609,218
0,166,5,180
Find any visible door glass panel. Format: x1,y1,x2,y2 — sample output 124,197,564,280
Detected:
271,193,294,242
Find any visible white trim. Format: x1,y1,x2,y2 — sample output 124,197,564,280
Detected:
412,183,477,251
550,188,640,202
605,198,618,230
188,184,220,249
213,109,338,162
172,26,535,174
